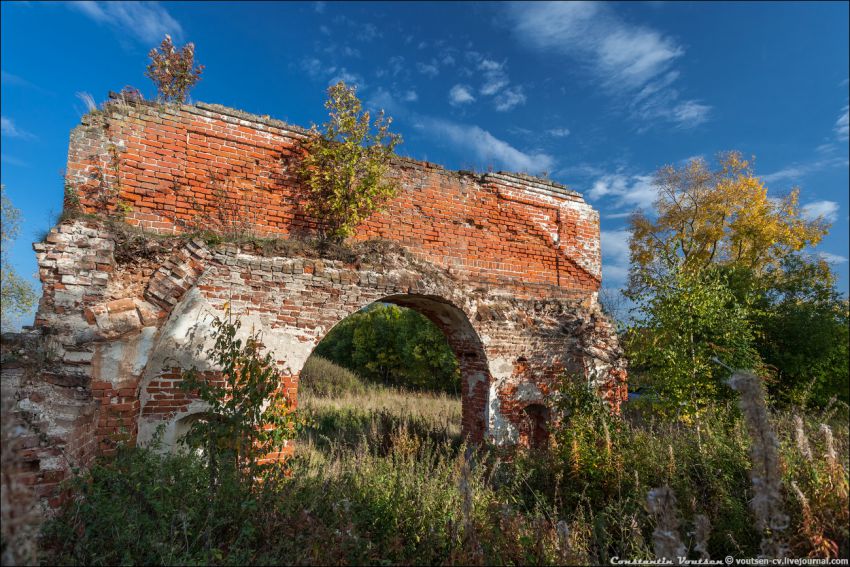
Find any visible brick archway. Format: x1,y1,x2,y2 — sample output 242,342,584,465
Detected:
368,294,490,440
131,241,498,451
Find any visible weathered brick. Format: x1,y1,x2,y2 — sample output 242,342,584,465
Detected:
6,99,628,509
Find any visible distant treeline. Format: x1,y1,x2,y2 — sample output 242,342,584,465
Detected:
313,304,461,394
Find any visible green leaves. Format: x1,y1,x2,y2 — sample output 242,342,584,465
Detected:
0,185,37,331
178,311,299,479
626,267,760,418
300,82,402,240
313,304,461,394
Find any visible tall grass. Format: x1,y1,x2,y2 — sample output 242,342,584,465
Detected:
39,367,849,565
299,355,370,398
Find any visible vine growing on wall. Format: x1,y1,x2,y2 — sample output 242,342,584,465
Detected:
299,81,402,241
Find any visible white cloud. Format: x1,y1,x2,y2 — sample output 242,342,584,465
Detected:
68,1,183,44
302,57,365,89
340,45,361,58
601,229,632,286
547,128,570,138
469,57,528,112
1,116,34,139
604,211,635,219
504,2,709,128
1,154,28,167
671,100,711,128
314,1,326,13
386,56,406,77
601,229,631,262
494,85,527,112
835,104,849,141
417,61,439,77
557,163,606,178
816,252,848,265
301,57,324,79
421,118,553,173
357,23,379,42
1,70,29,87
449,84,476,106
328,68,364,88
368,89,405,116
801,200,839,223
402,90,418,102
479,59,509,96
588,173,657,210
762,156,849,185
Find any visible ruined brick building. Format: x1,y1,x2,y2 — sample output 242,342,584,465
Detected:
2,95,626,503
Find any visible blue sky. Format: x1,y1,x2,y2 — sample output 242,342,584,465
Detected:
2,1,848,328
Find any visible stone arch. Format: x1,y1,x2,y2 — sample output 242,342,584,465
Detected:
134,242,500,451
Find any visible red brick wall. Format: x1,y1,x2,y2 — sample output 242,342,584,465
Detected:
66,99,601,299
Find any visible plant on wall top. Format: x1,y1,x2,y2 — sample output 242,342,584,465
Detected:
145,35,204,104
300,81,402,240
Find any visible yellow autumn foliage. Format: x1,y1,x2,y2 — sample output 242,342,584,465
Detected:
629,152,828,291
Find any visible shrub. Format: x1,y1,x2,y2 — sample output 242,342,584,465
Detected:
178,310,299,478
145,35,204,104
299,355,368,397
625,266,760,418
299,81,401,240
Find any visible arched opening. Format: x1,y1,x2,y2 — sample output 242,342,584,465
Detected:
296,294,490,452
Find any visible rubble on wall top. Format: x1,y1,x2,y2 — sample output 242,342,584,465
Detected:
484,172,580,199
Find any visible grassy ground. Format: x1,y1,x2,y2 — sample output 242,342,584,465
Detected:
35,360,850,565
297,385,462,452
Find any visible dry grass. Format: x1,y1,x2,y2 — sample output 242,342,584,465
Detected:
300,387,461,433
295,383,462,461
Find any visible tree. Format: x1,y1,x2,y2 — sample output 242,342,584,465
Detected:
1,186,37,331
748,254,849,406
145,35,204,104
299,81,402,240
623,152,845,410
628,152,827,296
626,266,761,418
314,304,460,394
179,311,298,480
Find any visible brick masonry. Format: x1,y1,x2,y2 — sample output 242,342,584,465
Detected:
2,95,627,508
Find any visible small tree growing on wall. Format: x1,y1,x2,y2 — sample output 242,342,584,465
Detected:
145,35,204,104
300,81,402,240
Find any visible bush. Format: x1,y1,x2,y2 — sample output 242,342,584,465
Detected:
299,355,368,397
178,311,299,479
299,81,401,240
625,266,761,418
145,35,204,104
